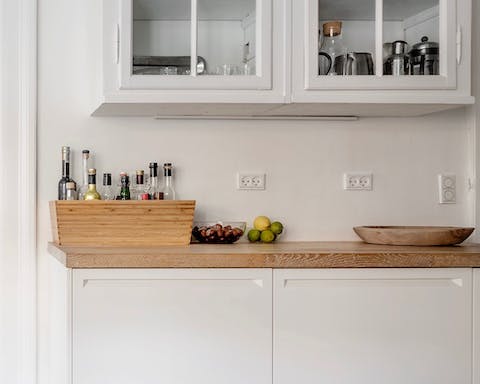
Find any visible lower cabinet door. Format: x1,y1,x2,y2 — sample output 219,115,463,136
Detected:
274,268,472,384
474,269,480,384
73,269,272,384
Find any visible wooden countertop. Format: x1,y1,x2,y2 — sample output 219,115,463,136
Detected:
48,241,480,269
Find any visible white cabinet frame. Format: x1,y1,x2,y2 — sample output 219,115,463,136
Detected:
119,0,273,90
304,0,457,90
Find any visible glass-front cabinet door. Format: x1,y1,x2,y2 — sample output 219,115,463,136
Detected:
120,0,272,89
305,0,457,90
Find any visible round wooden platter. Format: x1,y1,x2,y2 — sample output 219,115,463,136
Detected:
353,226,475,246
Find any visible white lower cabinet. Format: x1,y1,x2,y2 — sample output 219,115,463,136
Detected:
73,269,272,384
274,269,472,384
474,269,480,384
73,268,475,384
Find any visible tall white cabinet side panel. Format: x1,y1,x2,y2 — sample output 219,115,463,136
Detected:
274,268,472,384
474,269,480,384
73,269,272,384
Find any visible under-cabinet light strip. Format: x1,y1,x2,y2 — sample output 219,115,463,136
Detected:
153,115,359,121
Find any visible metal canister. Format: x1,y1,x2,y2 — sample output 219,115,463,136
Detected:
385,40,409,76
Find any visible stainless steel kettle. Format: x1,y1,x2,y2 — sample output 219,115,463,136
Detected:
333,52,374,75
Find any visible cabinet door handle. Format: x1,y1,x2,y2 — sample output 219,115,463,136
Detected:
82,278,265,288
115,23,120,64
456,25,462,65
282,278,464,289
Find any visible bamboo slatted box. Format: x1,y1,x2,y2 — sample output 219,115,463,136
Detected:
50,200,196,246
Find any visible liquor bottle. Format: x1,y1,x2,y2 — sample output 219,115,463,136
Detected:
135,170,147,200
65,182,77,200
119,172,131,200
58,146,76,200
161,163,176,200
78,149,90,200
101,173,115,200
148,162,163,200
83,168,102,200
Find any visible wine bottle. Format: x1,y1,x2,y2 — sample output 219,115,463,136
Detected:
58,146,76,200
148,162,163,200
161,163,176,200
83,168,101,200
119,172,131,200
78,150,90,199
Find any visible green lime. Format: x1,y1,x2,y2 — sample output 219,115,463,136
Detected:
270,221,284,235
248,229,261,242
260,229,275,243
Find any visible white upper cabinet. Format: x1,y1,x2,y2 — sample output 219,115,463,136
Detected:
98,0,287,116
290,0,474,106
95,0,474,116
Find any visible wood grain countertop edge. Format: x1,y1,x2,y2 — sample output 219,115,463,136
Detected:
47,242,480,269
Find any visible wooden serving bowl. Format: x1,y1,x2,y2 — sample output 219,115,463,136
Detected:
353,226,475,246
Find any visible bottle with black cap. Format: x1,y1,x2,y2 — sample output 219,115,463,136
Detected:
83,168,101,200
148,162,163,200
161,163,176,200
58,146,76,200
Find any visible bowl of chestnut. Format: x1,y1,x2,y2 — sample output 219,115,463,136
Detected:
192,222,246,244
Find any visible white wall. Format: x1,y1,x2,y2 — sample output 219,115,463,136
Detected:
0,2,20,383
37,0,476,383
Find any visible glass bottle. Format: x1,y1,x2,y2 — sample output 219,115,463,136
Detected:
58,146,76,200
101,173,116,200
161,163,176,200
318,21,347,76
65,181,77,200
148,162,163,200
119,172,131,200
78,149,90,200
83,168,101,200
134,170,147,200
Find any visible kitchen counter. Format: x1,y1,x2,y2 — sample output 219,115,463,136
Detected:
48,241,480,268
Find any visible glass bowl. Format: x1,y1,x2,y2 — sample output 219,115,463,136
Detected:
192,222,246,244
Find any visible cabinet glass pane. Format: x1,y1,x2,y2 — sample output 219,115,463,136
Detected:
318,0,375,76
132,0,191,75
198,0,256,76
383,0,439,76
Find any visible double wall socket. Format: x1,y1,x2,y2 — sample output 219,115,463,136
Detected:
237,173,266,190
343,173,373,191
438,174,456,204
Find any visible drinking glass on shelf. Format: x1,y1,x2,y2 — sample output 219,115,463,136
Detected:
215,64,239,75
160,66,178,75
242,62,255,75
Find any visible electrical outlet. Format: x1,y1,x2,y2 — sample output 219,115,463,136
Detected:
237,173,266,190
343,173,373,191
438,174,456,204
